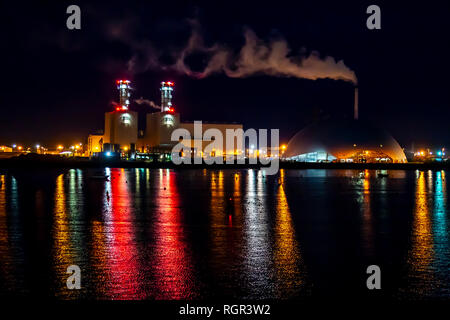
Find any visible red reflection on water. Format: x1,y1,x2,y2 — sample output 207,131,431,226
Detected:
103,168,143,299
153,169,194,299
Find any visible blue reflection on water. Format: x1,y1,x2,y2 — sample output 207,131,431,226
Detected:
0,169,448,300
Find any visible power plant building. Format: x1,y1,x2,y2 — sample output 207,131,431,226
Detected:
92,81,403,163
137,110,181,153
100,80,138,152
285,119,407,163
285,87,407,163
103,110,138,151
87,134,103,155
94,80,243,159
178,122,244,158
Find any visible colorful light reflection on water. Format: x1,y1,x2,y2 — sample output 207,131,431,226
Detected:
0,169,449,299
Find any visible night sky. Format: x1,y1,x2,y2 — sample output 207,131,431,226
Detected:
1,1,449,150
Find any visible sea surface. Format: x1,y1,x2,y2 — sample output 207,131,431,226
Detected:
0,168,449,300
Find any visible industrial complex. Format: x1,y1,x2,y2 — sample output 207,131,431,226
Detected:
1,81,447,164
87,80,244,161
283,87,446,163
285,88,408,163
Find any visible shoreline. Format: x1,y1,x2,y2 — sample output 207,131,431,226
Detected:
0,155,449,171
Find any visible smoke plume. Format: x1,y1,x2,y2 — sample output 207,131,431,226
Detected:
135,97,160,110
127,22,357,84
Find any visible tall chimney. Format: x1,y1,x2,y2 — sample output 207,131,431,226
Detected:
160,81,174,112
354,86,359,120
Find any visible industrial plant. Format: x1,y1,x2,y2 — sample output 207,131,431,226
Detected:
1,81,447,164
284,87,408,163
87,80,243,161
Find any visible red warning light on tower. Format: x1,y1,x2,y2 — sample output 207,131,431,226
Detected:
116,80,132,110
160,81,175,112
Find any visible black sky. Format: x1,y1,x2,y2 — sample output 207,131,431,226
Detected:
1,1,449,150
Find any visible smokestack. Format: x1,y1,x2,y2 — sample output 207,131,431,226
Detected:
354,86,359,120
160,81,174,112
116,80,131,110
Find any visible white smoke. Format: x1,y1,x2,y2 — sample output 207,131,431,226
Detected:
127,22,357,84
135,97,160,110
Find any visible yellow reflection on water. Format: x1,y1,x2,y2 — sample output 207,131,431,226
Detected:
90,219,110,296
0,175,6,222
53,174,78,297
274,169,305,297
361,170,374,256
403,170,435,296
146,168,150,190
210,170,225,227
233,172,242,223
0,175,5,217
412,171,433,263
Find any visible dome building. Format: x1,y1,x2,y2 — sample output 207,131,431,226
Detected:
285,119,407,163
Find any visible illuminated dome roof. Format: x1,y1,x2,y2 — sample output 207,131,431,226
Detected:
285,119,407,163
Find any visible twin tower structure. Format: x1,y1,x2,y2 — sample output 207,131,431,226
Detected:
90,80,242,158
101,80,180,155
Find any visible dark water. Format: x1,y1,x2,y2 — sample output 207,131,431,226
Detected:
0,168,449,300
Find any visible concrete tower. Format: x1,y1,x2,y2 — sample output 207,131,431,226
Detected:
103,80,138,151
117,79,131,110
160,81,174,112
